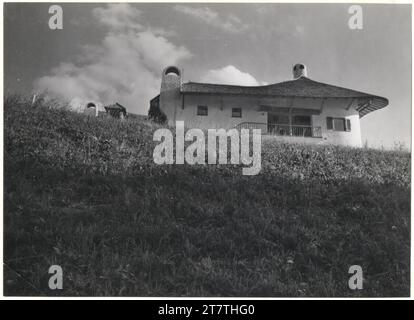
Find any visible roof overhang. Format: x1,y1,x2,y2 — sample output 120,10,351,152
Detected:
180,77,389,118
258,105,321,115
356,96,389,118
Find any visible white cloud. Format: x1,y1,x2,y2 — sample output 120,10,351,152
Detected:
92,3,143,31
200,65,267,86
174,5,247,33
34,4,191,115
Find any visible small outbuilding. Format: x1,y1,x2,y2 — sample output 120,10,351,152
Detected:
104,103,127,119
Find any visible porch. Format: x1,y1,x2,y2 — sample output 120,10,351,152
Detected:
235,122,323,138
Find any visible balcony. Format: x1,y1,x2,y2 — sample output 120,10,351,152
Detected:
235,122,322,138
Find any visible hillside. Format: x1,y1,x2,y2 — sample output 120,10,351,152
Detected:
3,96,411,296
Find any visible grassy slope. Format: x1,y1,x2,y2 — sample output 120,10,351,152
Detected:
3,97,411,296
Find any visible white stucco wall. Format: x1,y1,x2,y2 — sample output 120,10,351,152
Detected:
174,94,267,129
312,98,362,147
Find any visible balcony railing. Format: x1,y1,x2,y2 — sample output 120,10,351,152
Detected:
235,122,322,138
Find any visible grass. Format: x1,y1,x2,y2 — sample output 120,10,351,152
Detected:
3,95,411,297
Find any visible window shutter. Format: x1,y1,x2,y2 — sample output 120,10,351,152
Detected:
327,117,333,130
346,119,351,131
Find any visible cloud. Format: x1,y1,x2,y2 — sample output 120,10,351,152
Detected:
34,4,191,114
296,25,305,35
174,5,247,33
92,3,143,31
200,65,267,86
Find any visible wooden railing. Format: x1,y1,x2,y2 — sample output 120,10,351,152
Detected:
235,122,322,138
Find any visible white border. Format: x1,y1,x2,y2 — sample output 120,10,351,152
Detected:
0,0,412,301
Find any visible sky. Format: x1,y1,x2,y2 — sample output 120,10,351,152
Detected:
3,3,411,150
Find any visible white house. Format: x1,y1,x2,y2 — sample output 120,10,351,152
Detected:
149,64,388,147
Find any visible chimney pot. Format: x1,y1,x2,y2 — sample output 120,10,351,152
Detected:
293,63,307,79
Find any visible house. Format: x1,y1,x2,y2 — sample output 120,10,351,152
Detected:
149,64,388,147
104,102,127,119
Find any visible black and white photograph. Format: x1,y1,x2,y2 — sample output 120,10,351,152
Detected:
1,1,412,302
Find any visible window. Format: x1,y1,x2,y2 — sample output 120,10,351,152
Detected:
333,118,345,131
292,115,311,126
197,105,208,116
327,117,351,132
268,113,316,137
232,108,242,118
269,114,290,124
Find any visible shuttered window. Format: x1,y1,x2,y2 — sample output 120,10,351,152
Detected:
197,106,208,116
232,108,242,118
333,118,345,131
327,117,351,132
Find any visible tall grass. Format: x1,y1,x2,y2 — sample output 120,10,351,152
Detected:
3,96,410,296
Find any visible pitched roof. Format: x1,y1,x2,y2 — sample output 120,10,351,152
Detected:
180,77,388,117
104,102,126,111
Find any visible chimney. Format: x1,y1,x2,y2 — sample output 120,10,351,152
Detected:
159,66,182,125
161,66,182,92
293,63,307,79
